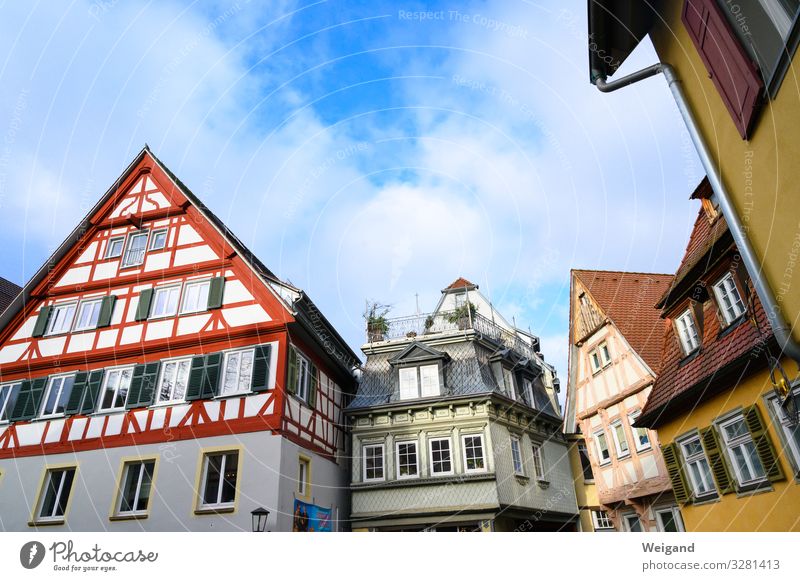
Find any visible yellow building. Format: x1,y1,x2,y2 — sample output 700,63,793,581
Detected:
566,434,603,532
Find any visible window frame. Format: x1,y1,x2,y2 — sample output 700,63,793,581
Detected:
502,367,516,400
40,373,77,419
198,450,240,511
718,414,767,487
72,297,104,332
34,465,78,524
578,442,594,482
294,351,312,403
594,429,611,465
429,437,454,476
297,456,311,497
510,436,524,476
148,284,182,319
0,381,22,423
398,366,420,400
599,341,612,366
179,278,212,315
155,356,193,404
461,434,486,474
591,510,614,530
589,349,602,374
97,365,135,412
531,441,546,480
362,443,385,482
219,347,256,397
396,440,420,479
105,236,125,259
44,301,78,336
622,513,644,532
678,433,718,500
148,229,168,251
675,308,701,355
712,272,747,326
629,411,651,452
654,505,685,532
120,230,150,268
765,385,800,476
610,420,630,459
114,459,157,518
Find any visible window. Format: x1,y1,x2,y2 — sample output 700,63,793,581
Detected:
117,460,155,516
510,437,524,475
719,415,766,486
0,382,22,422
429,438,453,475
675,309,701,355
623,513,643,532
156,358,192,403
41,374,76,418
363,444,385,481
180,279,211,314
419,365,440,397
531,442,545,480
105,237,124,259
600,342,612,365
502,368,516,400
72,298,103,332
98,367,134,411
522,378,535,407
149,285,180,318
462,435,486,473
149,229,168,251
36,467,76,522
594,430,611,465
200,451,239,508
629,412,651,451
655,506,685,532
578,442,594,481
399,367,418,400
680,434,717,498
592,510,614,530
298,457,310,496
396,441,419,478
294,351,313,402
768,387,800,474
611,421,630,458
713,272,746,325
589,350,601,373
121,231,149,267
399,365,440,400
45,302,77,336
220,349,254,396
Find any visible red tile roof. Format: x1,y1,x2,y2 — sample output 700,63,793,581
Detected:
573,269,673,372
442,277,478,292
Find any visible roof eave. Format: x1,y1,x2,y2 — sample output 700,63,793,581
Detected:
588,0,660,81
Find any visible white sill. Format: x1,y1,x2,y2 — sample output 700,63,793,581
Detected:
194,504,235,515
29,518,65,527
213,391,252,400
150,400,186,408
94,407,126,416
617,452,631,459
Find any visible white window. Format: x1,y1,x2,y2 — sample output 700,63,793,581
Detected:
719,415,766,486
105,237,124,259
462,435,486,473
396,441,419,479
36,467,76,522
98,367,134,411
117,460,155,516
72,298,103,332
41,374,76,418
294,352,312,402
502,368,516,400
149,229,168,251
298,457,310,495
623,513,643,532
429,438,453,475
594,430,611,465
399,367,419,400
0,382,22,422
149,285,181,318
419,364,440,397
522,378,535,407
592,510,614,530
599,342,612,366
220,349,254,396
399,365,440,400
45,302,78,336
713,272,746,325
680,434,717,498
629,412,651,451
769,388,800,474
611,421,630,458
180,279,211,314
156,358,192,403
675,309,701,355
589,350,601,373
363,444,385,481
200,451,239,508
655,506,685,532
531,442,545,480
510,437,524,475
121,231,149,267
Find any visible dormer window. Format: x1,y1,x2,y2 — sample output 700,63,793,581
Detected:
675,308,701,355
712,272,746,325
398,364,440,400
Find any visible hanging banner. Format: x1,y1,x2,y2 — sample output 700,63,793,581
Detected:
292,499,333,532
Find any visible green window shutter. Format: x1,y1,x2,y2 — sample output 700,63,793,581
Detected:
135,289,154,321
660,443,691,504
207,277,225,310
700,426,736,494
64,372,89,415
308,363,318,408
126,362,160,409
186,353,222,401
743,404,785,482
251,344,273,392
286,345,298,395
31,306,53,338
9,377,48,421
96,295,117,328
80,370,105,415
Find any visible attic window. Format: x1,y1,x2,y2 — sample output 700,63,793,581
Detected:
675,308,701,355
399,364,440,400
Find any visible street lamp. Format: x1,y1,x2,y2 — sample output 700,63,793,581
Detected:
769,356,799,427
251,507,270,532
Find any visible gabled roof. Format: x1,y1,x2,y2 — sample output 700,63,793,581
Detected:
442,277,477,292
388,342,449,365
0,277,21,315
572,269,673,372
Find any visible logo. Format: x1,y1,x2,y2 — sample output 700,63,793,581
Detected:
20,541,46,569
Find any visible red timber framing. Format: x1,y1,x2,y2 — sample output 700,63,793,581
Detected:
0,147,356,462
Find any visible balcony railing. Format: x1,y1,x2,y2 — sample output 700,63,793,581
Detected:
366,310,538,360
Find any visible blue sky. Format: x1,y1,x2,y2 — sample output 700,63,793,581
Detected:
0,0,702,382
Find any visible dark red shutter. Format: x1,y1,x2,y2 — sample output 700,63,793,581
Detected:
682,0,764,139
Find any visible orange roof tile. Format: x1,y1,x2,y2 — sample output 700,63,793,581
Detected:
442,277,478,292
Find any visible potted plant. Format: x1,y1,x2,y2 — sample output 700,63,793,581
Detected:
445,301,477,330
424,315,435,333
364,301,391,342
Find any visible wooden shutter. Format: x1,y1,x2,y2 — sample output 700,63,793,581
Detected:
126,362,160,409
9,377,48,421
700,425,736,494
207,277,225,310
135,289,154,321
96,295,117,328
661,443,692,504
743,404,785,482
251,344,273,392
186,353,222,400
80,370,105,415
31,306,53,338
65,371,89,415
286,345,298,395
308,363,319,408
682,0,764,139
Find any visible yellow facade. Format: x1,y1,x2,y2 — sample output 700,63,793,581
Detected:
649,1,800,346
567,435,600,532
656,358,800,532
